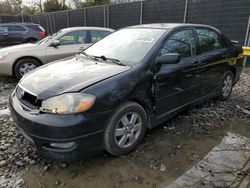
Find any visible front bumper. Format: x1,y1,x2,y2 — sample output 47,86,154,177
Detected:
9,94,112,161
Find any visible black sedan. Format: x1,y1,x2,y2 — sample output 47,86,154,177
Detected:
9,23,243,161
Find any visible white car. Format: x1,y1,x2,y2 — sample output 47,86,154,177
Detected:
0,27,114,79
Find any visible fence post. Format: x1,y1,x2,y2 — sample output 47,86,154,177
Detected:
243,10,250,67
38,14,41,24
183,0,189,23
140,1,143,24
107,5,110,28
84,8,87,26
67,11,70,27
21,12,24,22
0,15,2,23
103,6,106,27
53,12,56,33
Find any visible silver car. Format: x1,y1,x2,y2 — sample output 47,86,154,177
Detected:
0,27,114,79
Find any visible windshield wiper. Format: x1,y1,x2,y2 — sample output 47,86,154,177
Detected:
94,55,126,66
81,52,99,61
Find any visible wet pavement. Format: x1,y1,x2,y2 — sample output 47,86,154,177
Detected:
0,67,250,188
166,132,250,188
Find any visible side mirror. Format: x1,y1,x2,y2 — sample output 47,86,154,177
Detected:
51,40,60,48
156,53,180,65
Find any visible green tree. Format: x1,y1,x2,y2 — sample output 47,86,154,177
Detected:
9,0,23,14
73,0,110,8
43,0,70,12
22,5,39,14
0,1,14,14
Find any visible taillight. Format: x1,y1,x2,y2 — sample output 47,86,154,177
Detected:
39,31,46,38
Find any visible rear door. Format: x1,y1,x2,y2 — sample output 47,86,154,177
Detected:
45,30,89,63
0,25,9,45
89,30,112,44
155,28,201,119
194,28,229,96
8,25,27,44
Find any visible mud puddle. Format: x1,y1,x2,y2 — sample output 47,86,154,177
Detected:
22,118,250,188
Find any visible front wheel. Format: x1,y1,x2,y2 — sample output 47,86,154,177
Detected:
218,71,234,100
104,101,147,156
14,58,41,80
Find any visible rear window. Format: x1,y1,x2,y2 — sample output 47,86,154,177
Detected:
27,25,45,32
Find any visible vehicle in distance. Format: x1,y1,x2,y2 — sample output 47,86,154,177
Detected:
0,22,46,46
0,27,114,79
10,23,243,161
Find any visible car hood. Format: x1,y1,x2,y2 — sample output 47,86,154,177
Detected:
0,43,40,53
19,56,131,100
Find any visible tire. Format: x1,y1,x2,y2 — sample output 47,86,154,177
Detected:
14,58,41,80
218,71,234,101
104,101,147,156
26,38,37,43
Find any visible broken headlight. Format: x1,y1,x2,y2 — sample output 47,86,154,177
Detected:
40,93,95,114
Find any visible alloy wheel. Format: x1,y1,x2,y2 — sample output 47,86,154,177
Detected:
19,63,37,76
114,112,142,148
222,75,233,97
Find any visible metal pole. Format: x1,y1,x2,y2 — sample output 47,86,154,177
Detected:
21,12,24,23
67,11,70,27
107,5,109,28
243,10,250,67
0,15,2,24
53,12,56,33
103,6,106,27
84,8,87,26
38,14,41,24
46,14,49,33
183,0,189,23
140,1,143,24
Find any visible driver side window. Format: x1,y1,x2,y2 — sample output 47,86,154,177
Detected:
160,29,197,59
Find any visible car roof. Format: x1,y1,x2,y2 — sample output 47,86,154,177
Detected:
127,23,220,33
60,27,115,32
0,22,40,26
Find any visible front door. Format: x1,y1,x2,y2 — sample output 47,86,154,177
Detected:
45,30,91,63
154,28,201,120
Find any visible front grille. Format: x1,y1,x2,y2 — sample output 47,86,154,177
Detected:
15,86,41,109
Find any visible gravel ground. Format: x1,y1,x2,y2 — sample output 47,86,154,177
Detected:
0,68,250,188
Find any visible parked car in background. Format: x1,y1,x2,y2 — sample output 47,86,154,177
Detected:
0,27,114,79
9,23,243,161
0,22,46,46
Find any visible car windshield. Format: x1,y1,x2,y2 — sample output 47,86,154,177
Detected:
37,30,62,44
84,28,166,66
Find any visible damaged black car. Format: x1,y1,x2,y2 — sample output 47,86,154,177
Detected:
9,23,243,161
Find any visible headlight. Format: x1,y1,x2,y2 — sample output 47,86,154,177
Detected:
0,53,9,61
40,93,95,114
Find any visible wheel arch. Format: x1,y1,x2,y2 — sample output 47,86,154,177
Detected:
128,98,153,129
12,56,43,76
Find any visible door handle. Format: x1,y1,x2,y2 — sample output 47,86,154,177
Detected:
3,33,8,36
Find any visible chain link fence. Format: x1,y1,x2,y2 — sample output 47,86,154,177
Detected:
0,0,250,47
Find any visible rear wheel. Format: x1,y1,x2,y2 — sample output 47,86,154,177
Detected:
14,58,41,79
218,71,234,100
26,38,37,43
104,101,147,156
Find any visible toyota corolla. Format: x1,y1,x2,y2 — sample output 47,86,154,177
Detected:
9,24,243,161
